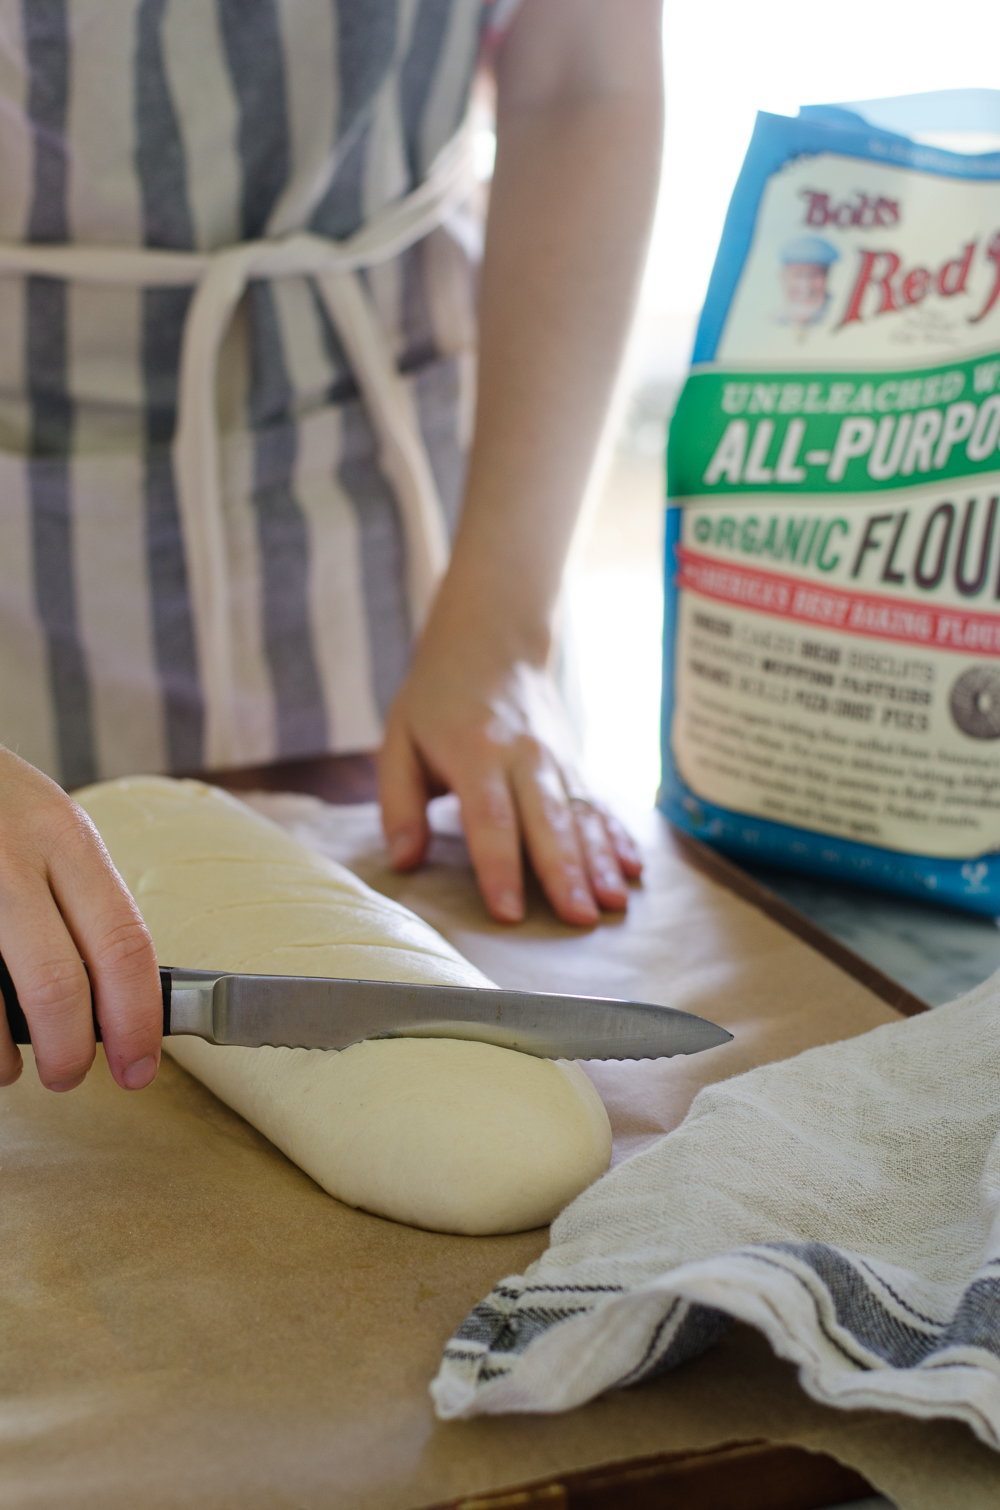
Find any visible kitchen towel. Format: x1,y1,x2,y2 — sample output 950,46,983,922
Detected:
432,967,1000,1448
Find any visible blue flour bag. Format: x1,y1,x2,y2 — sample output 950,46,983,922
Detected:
660,92,1000,914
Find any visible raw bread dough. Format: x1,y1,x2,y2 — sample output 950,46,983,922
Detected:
76,777,612,1234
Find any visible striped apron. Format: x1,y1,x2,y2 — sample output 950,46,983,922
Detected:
0,0,498,787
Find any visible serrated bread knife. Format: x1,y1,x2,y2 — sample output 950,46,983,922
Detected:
0,957,733,1062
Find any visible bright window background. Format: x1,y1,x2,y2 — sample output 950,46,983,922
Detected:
569,0,1000,811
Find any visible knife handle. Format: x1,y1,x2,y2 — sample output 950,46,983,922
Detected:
0,950,172,1046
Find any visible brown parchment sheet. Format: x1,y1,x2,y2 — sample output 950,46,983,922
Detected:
1,798,998,1510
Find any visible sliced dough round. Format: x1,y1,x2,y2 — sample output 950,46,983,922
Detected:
76,777,612,1234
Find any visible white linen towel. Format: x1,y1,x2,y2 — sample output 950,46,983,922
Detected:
432,968,1000,1448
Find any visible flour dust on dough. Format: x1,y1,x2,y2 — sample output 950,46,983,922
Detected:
76,777,612,1234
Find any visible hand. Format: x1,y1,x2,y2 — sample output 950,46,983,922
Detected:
379,650,642,927
0,749,163,1092
378,0,660,927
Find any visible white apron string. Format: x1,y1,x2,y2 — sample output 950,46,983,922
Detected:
0,126,474,766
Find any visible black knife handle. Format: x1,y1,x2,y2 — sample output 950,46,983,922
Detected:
0,950,172,1045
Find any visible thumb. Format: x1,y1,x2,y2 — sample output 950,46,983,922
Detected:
379,717,432,871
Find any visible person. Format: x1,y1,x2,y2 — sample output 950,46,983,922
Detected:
0,0,664,1096
778,235,839,329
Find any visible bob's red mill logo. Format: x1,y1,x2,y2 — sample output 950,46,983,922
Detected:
792,189,1000,329
802,189,900,229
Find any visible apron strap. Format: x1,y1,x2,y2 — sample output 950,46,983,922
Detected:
0,125,475,767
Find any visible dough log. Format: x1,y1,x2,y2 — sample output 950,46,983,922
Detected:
76,777,612,1235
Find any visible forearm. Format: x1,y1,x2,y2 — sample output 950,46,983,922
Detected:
421,0,664,667
381,2,659,922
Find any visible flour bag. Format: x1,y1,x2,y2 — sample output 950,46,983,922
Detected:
660,92,1000,914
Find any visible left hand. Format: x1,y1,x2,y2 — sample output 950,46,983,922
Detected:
377,0,659,928
379,646,642,927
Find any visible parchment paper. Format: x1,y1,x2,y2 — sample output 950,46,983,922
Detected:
1,796,997,1510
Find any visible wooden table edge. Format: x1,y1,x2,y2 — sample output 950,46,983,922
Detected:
671,829,930,1019
420,1438,877,1510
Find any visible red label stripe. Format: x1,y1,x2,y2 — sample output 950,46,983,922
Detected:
676,547,1000,656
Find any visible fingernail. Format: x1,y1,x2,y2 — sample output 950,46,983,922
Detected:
388,833,413,868
123,1055,158,1091
49,1075,86,1093
495,889,523,922
570,885,599,919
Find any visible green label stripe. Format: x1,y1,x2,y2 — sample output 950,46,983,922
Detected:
668,351,1000,498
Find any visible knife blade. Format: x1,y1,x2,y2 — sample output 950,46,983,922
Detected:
0,956,732,1061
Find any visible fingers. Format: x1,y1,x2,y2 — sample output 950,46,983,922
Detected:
45,805,162,1092
509,753,601,927
376,667,641,926
596,803,643,879
415,745,640,928
568,799,629,912
455,766,525,924
379,719,433,873
380,722,528,923
0,868,98,1092
0,750,160,1095
0,1003,23,1088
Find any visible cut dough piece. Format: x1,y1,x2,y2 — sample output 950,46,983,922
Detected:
76,777,612,1234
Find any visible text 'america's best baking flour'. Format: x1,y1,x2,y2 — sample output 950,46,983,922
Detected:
660,92,1000,913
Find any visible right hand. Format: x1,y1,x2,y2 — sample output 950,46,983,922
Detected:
0,748,163,1093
